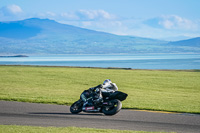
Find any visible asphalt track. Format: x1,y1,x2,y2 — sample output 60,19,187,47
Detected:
0,101,200,133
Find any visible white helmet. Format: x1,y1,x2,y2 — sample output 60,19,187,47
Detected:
103,79,112,88
103,79,118,91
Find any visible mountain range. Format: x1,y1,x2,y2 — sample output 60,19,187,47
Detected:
0,18,199,55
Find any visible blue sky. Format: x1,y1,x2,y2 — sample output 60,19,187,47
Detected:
0,0,200,41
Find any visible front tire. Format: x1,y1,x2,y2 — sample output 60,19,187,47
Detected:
102,99,122,115
70,100,83,114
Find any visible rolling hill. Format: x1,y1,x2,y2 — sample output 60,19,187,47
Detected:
0,18,199,55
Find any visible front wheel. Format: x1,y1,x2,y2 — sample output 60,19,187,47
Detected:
102,99,122,115
70,100,83,114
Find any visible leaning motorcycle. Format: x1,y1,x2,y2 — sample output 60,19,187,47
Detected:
70,91,128,115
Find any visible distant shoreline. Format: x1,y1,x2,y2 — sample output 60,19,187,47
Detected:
0,55,29,58
0,65,199,72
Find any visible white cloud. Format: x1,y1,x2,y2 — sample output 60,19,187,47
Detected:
147,15,198,31
36,11,58,20
159,15,197,30
141,15,200,40
76,9,116,20
61,12,79,20
0,4,24,21
81,20,122,32
35,9,116,22
0,4,23,16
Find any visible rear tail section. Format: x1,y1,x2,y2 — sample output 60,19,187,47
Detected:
109,91,128,101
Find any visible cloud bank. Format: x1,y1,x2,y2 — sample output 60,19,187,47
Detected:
1,4,22,15
0,5,24,21
0,4,199,40
145,15,198,31
37,9,117,21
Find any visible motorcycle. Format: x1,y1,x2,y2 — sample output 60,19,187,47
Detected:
70,90,128,115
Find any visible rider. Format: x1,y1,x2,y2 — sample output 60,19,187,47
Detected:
81,79,118,108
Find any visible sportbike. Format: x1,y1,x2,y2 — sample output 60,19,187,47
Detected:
70,91,128,115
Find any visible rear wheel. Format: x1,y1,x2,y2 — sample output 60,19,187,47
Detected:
102,99,122,115
70,100,83,114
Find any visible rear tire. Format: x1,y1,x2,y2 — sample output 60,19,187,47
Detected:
102,99,122,115
70,100,83,114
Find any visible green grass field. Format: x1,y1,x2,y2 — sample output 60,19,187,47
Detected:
0,66,200,113
0,125,172,133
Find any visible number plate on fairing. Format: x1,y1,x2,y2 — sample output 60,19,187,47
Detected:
85,106,95,110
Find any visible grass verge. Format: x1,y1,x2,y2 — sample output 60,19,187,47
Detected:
0,125,172,133
0,65,200,114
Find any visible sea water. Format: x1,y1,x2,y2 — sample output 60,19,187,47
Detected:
0,54,200,69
